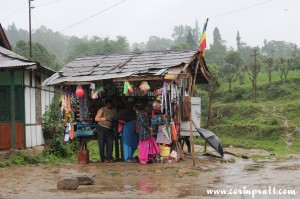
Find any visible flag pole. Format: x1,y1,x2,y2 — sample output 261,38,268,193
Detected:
189,18,209,166
192,18,209,90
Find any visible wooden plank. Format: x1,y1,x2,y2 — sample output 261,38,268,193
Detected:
60,81,92,85
113,75,164,82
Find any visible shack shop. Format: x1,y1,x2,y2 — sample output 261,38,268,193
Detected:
43,50,218,164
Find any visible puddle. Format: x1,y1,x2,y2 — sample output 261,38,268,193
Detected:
0,154,299,198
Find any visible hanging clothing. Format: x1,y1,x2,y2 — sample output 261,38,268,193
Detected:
156,125,172,145
139,135,160,164
66,94,71,113
136,110,159,164
122,120,138,161
170,121,177,141
182,96,191,121
137,111,151,141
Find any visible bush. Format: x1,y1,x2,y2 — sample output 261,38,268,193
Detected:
42,94,79,158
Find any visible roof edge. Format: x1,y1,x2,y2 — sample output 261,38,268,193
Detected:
0,23,11,50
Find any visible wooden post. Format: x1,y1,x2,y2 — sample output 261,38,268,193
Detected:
192,53,202,90
187,52,203,166
188,77,196,166
10,71,16,149
204,87,214,152
115,137,120,160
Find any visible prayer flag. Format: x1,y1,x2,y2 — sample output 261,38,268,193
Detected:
199,18,209,53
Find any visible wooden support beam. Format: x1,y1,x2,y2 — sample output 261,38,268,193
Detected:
113,75,164,82
188,77,196,166
61,81,92,85
113,73,191,82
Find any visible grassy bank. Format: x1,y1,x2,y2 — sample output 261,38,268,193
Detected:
203,70,300,154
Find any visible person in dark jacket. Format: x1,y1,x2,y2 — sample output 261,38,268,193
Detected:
115,100,138,162
136,103,159,165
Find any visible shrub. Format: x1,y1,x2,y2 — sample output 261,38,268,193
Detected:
42,94,79,158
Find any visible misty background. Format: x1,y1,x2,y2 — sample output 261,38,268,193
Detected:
1,0,299,88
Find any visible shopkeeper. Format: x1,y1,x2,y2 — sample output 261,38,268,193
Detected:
95,98,116,163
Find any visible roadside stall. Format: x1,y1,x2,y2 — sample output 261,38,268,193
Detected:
43,50,218,164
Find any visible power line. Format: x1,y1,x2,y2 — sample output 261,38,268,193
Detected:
59,0,128,33
210,0,274,19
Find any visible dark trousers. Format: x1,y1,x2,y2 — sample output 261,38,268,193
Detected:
97,125,113,162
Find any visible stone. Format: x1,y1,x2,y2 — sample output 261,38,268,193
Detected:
57,178,79,190
72,174,95,185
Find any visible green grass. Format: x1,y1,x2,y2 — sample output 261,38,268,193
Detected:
87,140,100,162
203,69,300,155
86,138,138,162
290,131,300,152
218,70,300,92
0,152,77,168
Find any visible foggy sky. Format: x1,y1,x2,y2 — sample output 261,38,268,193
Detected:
1,0,299,48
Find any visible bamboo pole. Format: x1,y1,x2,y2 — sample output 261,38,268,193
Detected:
188,52,203,166
204,87,214,152
188,77,196,166
192,53,202,90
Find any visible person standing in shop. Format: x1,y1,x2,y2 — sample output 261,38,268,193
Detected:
114,99,138,163
136,103,160,165
95,98,116,163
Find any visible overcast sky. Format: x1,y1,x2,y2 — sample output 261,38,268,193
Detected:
1,0,299,48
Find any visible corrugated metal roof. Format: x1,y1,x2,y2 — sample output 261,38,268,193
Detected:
0,46,56,76
44,50,197,86
0,46,36,68
0,55,35,68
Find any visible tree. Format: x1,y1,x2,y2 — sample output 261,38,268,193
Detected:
5,23,28,46
236,31,241,51
219,51,243,91
66,38,90,62
103,37,113,53
261,40,296,57
146,36,172,51
246,48,261,102
170,42,189,50
266,56,274,82
207,27,227,66
186,30,197,49
172,25,188,44
112,36,130,53
193,20,201,46
13,40,58,69
65,36,130,62
277,56,294,83
131,42,146,52
171,21,200,49
33,25,67,64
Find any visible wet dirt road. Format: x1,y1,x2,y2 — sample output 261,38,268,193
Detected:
0,153,299,199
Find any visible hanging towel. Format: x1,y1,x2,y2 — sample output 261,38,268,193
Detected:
182,96,191,121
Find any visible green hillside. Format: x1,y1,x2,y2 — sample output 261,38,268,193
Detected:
204,71,300,154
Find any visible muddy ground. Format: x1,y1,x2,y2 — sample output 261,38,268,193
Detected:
0,147,299,199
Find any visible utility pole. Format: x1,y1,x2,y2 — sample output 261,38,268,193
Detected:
252,48,259,102
29,0,34,59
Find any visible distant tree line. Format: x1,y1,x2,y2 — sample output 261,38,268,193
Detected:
4,21,300,88
4,22,201,70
